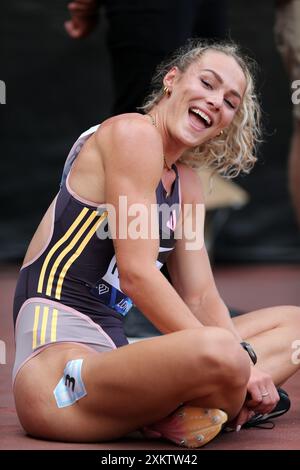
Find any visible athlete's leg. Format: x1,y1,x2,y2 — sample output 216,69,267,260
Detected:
14,327,250,443
233,305,300,385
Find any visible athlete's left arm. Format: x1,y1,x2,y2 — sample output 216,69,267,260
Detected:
166,164,242,341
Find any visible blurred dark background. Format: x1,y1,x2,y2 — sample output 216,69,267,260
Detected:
1,0,300,264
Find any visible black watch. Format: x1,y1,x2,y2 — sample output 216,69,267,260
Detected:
240,341,257,365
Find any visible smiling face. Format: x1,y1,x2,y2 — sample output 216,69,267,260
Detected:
163,50,247,147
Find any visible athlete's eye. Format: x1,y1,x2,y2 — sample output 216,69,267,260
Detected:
201,79,213,89
224,98,236,109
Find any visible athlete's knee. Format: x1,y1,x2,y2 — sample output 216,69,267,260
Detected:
202,327,250,387
288,307,300,333
181,328,250,388
280,306,300,330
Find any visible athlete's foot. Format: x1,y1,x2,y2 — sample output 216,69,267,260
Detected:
142,405,228,448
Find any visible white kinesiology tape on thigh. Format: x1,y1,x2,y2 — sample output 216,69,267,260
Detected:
53,358,87,408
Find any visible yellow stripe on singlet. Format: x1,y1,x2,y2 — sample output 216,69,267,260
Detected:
40,306,49,345
37,207,89,294
32,305,40,349
55,211,108,300
51,308,58,342
45,210,99,297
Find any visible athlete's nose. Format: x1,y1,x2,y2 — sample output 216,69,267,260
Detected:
206,91,222,110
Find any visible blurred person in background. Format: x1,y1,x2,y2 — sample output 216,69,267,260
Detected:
64,0,228,114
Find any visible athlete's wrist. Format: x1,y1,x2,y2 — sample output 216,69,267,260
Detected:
240,341,257,365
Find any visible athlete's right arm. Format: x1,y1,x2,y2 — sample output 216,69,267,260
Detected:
95,116,203,334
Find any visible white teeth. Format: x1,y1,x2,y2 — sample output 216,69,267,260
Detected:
190,108,211,126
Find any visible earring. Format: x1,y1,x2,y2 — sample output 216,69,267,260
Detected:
163,86,171,96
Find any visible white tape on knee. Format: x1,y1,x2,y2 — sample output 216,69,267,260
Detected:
53,358,87,408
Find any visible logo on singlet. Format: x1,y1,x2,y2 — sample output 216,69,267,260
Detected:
65,374,76,392
117,299,130,312
98,283,109,295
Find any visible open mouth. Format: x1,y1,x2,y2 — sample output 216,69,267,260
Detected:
188,107,212,130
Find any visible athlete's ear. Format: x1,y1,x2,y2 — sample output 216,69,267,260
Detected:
163,66,180,91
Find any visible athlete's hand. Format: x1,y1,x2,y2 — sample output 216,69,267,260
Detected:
229,404,255,430
233,367,280,429
246,367,279,413
64,0,100,39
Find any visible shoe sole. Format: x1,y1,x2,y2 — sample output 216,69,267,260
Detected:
144,406,228,449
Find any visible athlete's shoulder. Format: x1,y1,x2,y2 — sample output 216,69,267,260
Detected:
95,113,163,174
96,113,159,143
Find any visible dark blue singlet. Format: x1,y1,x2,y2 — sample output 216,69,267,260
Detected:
13,125,181,347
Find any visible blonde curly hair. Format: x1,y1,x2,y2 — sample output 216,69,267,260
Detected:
140,39,262,178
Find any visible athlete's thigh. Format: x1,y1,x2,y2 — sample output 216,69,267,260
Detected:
232,305,298,340
14,328,229,441
80,329,225,422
